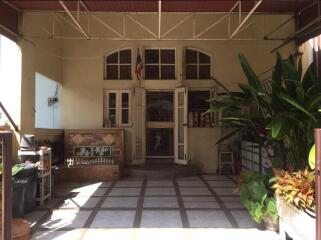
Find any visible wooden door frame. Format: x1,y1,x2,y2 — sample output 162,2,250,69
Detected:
145,90,175,159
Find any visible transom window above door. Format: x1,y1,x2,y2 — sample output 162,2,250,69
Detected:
144,49,176,80
185,48,212,80
105,49,132,80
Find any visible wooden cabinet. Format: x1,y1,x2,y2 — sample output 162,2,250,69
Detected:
59,129,125,181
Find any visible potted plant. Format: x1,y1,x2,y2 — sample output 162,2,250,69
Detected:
207,53,321,171
272,169,315,240
0,112,10,131
238,172,279,231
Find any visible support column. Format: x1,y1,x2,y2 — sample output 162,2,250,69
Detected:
315,128,321,240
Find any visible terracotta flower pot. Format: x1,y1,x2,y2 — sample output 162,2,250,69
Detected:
0,125,10,131
272,167,283,177
263,215,279,232
0,215,30,240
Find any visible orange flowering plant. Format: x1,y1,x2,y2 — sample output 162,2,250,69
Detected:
272,169,315,212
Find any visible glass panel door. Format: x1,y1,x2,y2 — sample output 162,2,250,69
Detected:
175,87,188,164
146,92,174,157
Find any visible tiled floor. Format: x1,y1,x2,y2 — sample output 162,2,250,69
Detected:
26,175,279,240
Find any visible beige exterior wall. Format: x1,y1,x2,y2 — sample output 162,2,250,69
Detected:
299,39,314,73
20,12,63,136
20,12,295,172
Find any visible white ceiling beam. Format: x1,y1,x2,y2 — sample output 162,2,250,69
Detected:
228,1,240,36
126,14,157,38
229,0,262,39
58,0,90,39
162,15,192,38
77,0,80,21
80,0,122,37
234,20,256,36
158,0,161,39
194,15,227,39
30,35,278,41
2,1,21,12
91,15,123,38
238,1,242,24
55,13,86,35
196,1,239,39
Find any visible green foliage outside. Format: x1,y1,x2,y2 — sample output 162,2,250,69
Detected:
238,172,278,223
207,53,321,170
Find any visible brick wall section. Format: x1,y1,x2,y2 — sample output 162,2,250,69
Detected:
64,128,125,164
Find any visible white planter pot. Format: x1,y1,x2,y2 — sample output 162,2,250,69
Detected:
277,197,316,240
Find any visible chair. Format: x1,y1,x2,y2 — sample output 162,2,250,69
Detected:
218,151,235,174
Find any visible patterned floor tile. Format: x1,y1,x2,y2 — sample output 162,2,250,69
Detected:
24,210,48,227
187,210,232,228
230,210,260,228
143,196,179,208
145,187,176,196
146,180,174,187
109,188,141,196
141,210,183,228
58,197,100,209
179,187,211,196
207,180,236,187
177,180,205,187
41,209,91,229
202,175,229,180
212,187,239,196
90,210,135,228
102,197,139,208
114,181,143,188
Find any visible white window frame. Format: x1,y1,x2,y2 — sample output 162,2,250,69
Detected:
143,48,176,80
105,90,132,126
185,48,212,80
104,48,132,80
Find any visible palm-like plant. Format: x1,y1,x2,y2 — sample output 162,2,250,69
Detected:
208,53,321,170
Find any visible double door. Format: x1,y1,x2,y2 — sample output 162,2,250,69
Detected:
132,88,188,165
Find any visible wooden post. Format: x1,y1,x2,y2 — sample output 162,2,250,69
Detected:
315,129,321,240
1,131,12,240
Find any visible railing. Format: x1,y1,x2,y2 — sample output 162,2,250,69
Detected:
65,157,118,166
315,129,321,240
0,131,12,240
0,101,19,132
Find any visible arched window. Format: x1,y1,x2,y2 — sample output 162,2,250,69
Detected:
105,49,132,80
185,48,212,80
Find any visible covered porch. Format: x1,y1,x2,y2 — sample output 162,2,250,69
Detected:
26,175,280,240
0,0,321,239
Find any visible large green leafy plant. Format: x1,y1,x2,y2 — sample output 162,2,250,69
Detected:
208,53,321,170
238,172,278,223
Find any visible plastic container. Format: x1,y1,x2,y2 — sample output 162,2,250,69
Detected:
12,180,26,218
14,164,38,214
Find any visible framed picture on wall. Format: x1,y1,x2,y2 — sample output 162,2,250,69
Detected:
93,146,112,157
74,146,92,157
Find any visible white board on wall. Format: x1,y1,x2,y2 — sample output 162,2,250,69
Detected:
35,72,61,129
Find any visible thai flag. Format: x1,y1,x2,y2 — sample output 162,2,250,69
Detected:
135,48,143,81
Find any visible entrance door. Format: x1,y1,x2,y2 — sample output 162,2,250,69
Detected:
132,88,146,165
146,91,174,162
175,87,188,165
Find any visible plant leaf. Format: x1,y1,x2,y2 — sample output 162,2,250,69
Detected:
238,54,264,92
279,92,317,122
216,129,240,144
308,144,315,170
